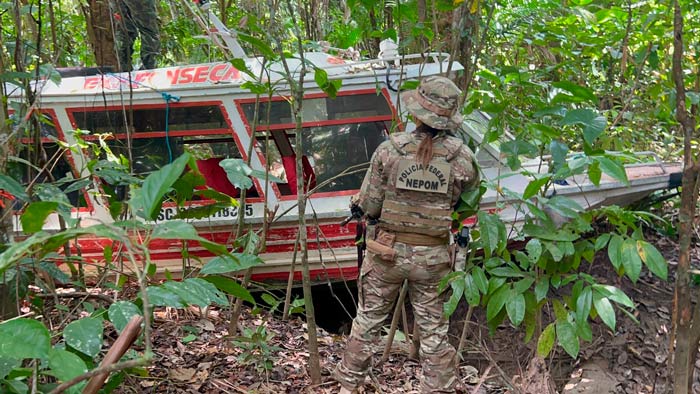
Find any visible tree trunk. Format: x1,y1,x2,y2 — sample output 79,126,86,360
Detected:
82,0,119,69
671,0,700,392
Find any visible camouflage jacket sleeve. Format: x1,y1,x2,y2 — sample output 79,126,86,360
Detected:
353,141,391,218
451,144,481,207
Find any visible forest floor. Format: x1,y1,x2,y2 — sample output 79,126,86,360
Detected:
109,232,699,394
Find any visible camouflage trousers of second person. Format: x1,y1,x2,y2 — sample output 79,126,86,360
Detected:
115,0,160,70
335,241,457,393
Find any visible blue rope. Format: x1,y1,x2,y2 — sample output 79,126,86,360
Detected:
161,92,181,163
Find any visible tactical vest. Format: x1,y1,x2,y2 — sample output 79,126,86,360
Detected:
379,133,463,238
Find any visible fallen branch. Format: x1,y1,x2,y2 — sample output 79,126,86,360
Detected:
48,358,148,394
380,280,408,363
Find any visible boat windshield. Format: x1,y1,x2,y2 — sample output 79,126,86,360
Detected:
240,91,393,196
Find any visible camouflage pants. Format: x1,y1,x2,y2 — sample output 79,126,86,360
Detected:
115,0,160,71
335,242,457,393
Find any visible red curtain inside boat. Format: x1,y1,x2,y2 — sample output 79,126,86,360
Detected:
196,158,239,198
281,155,316,193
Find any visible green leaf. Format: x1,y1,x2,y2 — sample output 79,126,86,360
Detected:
162,278,227,308
108,301,142,334
542,196,584,219
621,239,642,283
146,286,186,308
238,33,277,59
575,286,593,326
593,285,634,308
562,109,607,145
588,161,602,186
607,234,624,270
4,378,28,394
513,277,535,294
0,319,50,359
594,233,610,252
552,81,598,103
506,292,526,326
523,224,578,241
202,275,255,304
230,58,256,79
556,320,580,358
0,357,19,379
20,202,58,234
130,153,190,220
523,175,550,200
200,254,263,275
478,211,503,258
472,266,488,294
48,348,88,385
526,239,542,263
63,318,103,357
486,285,509,321
535,276,549,302
537,323,556,357
219,159,253,190
593,294,616,331
0,174,29,202
595,156,629,185
444,277,465,317
463,274,480,306
550,140,569,168
637,240,668,280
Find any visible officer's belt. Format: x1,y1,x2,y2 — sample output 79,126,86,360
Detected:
393,231,448,246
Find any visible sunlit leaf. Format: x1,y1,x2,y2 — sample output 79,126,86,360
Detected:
0,319,50,359
537,323,556,357
63,318,103,357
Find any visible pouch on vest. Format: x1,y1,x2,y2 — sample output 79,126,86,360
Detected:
366,229,397,261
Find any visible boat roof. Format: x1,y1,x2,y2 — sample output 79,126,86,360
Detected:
5,51,461,101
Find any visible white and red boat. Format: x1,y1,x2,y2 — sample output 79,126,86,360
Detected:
4,11,681,285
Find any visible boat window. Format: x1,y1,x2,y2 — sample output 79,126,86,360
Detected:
105,134,257,198
71,105,227,134
257,121,389,195
241,93,393,126
6,144,87,207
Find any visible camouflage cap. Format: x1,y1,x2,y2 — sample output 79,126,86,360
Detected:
400,76,463,130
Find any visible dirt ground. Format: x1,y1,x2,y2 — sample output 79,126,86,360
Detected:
109,232,699,394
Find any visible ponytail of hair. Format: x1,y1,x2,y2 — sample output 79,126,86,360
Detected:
415,123,440,168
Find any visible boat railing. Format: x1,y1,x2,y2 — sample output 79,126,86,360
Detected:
523,150,670,174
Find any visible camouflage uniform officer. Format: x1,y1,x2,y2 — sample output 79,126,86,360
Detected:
114,0,160,71
335,76,480,393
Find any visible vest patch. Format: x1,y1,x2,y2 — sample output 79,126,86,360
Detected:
396,159,451,194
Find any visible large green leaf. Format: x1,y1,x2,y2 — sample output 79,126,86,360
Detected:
130,153,190,220
199,254,263,275
486,285,509,321
162,278,227,308
506,292,526,326
0,357,19,380
48,349,88,388
523,224,578,241
202,275,255,304
637,240,668,280
444,277,465,317
556,320,580,358
219,159,253,190
108,301,142,334
593,294,616,331
621,239,642,283
594,156,629,185
523,175,550,200
151,221,200,240
562,108,607,145
607,234,624,270
471,266,488,294
146,286,186,308
0,319,50,359
575,286,593,325
552,81,598,103
463,274,480,307
592,285,634,308
0,174,29,202
63,318,103,357
20,202,58,234
541,195,584,219
537,323,556,357
477,211,503,258
535,276,549,302
526,238,543,263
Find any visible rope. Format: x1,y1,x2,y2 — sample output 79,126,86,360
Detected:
161,92,181,163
